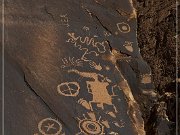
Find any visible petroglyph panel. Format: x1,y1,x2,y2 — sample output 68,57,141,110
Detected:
4,0,156,134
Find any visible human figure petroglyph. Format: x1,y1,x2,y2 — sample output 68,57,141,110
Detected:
68,69,117,113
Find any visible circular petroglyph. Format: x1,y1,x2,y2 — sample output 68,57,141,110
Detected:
38,118,62,135
79,119,104,134
117,22,130,33
57,82,80,97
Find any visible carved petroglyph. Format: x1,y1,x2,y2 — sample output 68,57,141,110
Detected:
113,120,125,128
78,98,91,110
77,116,104,135
101,120,110,128
38,118,62,135
57,82,80,97
105,66,111,71
109,131,119,135
59,14,69,27
123,41,134,52
117,22,130,33
82,26,90,31
68,69,118,114
87,112,97,121
89,62,102,71
104,31,111,37
66,32,107,61
61,57,83,69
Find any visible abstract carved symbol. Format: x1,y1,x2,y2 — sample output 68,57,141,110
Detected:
123,41,133,52
79,119,104,135
61,57,83,69
82,26,90,31
38,118,62,135
109,131,119,135
89,61,102,71
57,82,80,97
117,22,130,33
59,14,69,27
104,31,111,37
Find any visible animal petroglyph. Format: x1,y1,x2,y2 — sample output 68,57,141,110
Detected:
59,14,69,27
123,41,133,52
57,82,80,97
38,118,62,135
61,57,83,69
66,32,107,61
117,22,131,33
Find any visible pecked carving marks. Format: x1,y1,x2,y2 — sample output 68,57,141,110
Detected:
66,32,108,61
66,32,107,53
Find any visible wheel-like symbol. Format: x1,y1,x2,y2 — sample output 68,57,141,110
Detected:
79,119,104,134
38,118,62,135
57,82,80,97
117,22,130,33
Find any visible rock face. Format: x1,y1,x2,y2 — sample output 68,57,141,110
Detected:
2,0,175,135
135,0,177,135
